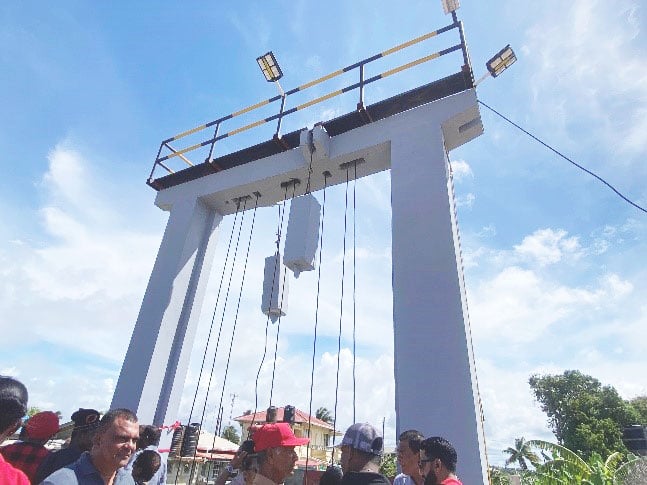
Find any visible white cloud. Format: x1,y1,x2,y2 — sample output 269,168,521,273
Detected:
0,144,162,362
456,192,476,209
513,228,581,266
450,159,474,181
523,0,647,155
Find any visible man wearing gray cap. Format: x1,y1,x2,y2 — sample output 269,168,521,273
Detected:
339,423,390,485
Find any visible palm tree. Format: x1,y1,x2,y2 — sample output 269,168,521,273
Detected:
526,439,642,484
504,437,540,470
315,407,333,423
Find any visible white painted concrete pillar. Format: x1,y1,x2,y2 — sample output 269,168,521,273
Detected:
391,127,488,484
111,196,222,426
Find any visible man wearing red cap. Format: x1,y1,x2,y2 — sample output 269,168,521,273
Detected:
225,422,309,485
0,410,59,482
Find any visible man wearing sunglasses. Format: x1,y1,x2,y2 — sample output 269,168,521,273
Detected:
418,437,461,485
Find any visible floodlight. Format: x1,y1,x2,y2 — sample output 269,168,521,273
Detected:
441,0,460,14
256,51,283,82
486,44,517,78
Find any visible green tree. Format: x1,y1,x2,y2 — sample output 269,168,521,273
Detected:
488,467,511,485
628,396,647,424
221,425,240,444
503,437,540,470
527,439,641,484
27,407,41,417
379,453,396,478
315,407,333,423
528,370,640,458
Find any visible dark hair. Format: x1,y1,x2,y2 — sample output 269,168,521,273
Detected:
97,408,138,432
420,437,457,472
138,425,161,448
0,376,28,432
319,465,343,485
132,450,161,482
399,429,424,453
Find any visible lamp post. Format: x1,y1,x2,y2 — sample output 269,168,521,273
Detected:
441,0,460,15
256,51,284,96
475,45,517,85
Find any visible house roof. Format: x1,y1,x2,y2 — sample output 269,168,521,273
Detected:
295,457,326,469
234,407,336,431
196,430,240,453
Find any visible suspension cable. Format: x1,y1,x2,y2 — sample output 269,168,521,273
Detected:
269,181,299,405
250,183,290,431
331,167,351,454
172,205,241,485
187,197,248,484
352,163,357,423
206,193,260,469
305,171,331,470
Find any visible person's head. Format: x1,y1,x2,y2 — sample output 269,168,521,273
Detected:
418,437,457,485
397,430,424,477
138,425,161,449
91,408,139,474
23,411,60,444
70,408,101,452
132,449,161,483
339,423,383,474
251,422,309,483
319,464,343,485
0,376,28,441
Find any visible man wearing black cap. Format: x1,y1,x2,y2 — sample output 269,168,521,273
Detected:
339,423,390,485
35,408,101,483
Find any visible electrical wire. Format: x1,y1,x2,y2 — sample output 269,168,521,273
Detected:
478,100,646,214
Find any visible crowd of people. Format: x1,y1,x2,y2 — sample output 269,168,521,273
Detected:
1,376,166,485
1,375,462,485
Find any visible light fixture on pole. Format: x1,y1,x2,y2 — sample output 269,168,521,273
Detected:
441,0,460,14
257,51,284,96
474,44,517,86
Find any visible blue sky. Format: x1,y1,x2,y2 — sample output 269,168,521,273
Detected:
1,0,645,468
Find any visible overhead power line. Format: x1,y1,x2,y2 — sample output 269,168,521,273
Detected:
478,100,646,215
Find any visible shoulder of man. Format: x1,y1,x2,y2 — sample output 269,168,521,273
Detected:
36,447,83,483
40,466,81,485
341,471,392,485
41,452,101,485
393,473,410,485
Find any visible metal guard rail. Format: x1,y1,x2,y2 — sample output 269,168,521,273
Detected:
148,20,469,185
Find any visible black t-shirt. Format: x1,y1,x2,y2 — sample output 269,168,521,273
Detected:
341,471,391,485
